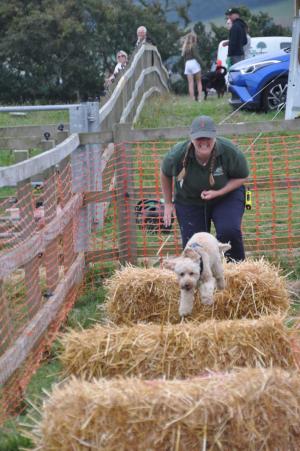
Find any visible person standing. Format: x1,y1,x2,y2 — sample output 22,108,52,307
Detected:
182,32,203,101
160,115,249,261
106,50,128,85
223,8,248,66
135,26,155,47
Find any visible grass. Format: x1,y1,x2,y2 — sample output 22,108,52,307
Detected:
135,92,285,129
0,110,68,128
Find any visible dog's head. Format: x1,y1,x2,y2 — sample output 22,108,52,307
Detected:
163,248,202,291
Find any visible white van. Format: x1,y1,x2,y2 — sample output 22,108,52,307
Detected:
216,36,292,67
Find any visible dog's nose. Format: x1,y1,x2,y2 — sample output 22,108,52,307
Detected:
182,283,192,291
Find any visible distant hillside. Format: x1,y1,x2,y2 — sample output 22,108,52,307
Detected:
163,0,293,28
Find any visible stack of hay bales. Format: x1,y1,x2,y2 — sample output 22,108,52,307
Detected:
32,258,300,449
104,259,290,324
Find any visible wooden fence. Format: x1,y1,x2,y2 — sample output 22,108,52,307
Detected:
0,42,169,420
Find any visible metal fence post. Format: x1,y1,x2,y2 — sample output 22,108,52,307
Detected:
87,101,103,228
69,101,102,251
69,104,91,252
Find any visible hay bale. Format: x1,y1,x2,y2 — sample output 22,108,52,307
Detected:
32,368,300,450
104,259,290,324
59,316,297,380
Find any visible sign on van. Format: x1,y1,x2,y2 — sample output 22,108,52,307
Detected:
217,36,291,67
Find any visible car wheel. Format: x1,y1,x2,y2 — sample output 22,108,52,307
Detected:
262,77,287,112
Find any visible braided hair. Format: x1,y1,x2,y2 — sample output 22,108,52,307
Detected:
177,142,216,187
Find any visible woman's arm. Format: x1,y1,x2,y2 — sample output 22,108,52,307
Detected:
201,177,248,201
160,170,174,227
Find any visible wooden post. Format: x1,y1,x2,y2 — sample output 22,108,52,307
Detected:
113,123,138,264
0,280,13,352
24,256,41,319
59,157,75,273
43,167,59,295
16,179,36,242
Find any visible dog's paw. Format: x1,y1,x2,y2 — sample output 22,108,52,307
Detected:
216,278,225,290
179,305,193,317
201,297,214,306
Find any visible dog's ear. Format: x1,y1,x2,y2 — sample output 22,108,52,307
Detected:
218,241,231,253
183,248,201,262
162,258,177,271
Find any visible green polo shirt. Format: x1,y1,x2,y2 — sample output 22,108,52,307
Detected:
161,137,249,206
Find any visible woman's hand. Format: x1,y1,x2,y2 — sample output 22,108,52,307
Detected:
201,179,248,201
201,190,219,201
163,202,174,227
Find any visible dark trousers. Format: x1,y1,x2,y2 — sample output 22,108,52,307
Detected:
175,186,246,261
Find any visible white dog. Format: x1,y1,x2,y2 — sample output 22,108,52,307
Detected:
163,232,231,317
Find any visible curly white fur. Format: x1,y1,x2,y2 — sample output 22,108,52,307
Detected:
163,232,231,317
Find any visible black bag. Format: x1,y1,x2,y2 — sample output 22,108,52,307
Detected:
135,199,173,234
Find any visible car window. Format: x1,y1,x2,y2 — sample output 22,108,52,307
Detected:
280,42,291,49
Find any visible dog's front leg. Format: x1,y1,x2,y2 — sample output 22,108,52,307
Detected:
199,278,216,306
179,290,194,317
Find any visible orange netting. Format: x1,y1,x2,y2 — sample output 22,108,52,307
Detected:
0,155,82,422
86,134,300,270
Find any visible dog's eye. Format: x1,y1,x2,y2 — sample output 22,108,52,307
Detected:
180,272,185,277
189,272,194,276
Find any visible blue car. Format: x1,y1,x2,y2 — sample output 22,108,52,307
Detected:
228,48,290,111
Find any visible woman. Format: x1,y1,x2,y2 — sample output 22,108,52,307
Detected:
107,50,128,84
160,115,249,261
182,32,203,101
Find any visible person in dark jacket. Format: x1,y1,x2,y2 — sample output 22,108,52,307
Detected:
182,32,203,101
223,8,248,66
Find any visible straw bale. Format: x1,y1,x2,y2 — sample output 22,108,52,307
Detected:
32,368,300,451
104,259,290,324
59,316,297,380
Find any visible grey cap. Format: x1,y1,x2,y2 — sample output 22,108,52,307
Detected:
190,115,217,140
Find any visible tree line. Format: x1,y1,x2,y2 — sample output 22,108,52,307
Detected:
0,1,291,103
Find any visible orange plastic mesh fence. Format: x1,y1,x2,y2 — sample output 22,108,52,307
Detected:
86,134,300,270
0,153,83,423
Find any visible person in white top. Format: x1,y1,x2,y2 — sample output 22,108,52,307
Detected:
107,50,128,85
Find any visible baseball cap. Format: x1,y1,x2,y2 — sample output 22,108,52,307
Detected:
190,116,217,140
225,7,240,15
